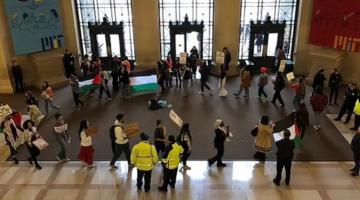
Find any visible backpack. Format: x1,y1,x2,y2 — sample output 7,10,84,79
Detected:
250,126,258,137
183,68,192,80
109,125,116,141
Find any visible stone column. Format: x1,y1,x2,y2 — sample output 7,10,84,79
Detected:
213,0,241,76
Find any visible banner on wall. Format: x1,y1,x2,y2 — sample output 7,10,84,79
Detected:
5,0,64,55
309,0,360,52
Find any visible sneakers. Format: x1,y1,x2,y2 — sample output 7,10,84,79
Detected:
334,118,341,121
198,91,204,95
158,186,167,192
107,97,112,100
209,88,214,95
217,163,227,167
73,106,80,111
272,179,280,186
110,164,118,169
351,172,359,177
183,165,191,170
313,125,320,130
87,164,97,168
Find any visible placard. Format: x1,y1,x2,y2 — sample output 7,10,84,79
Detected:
85,127,98,137
124,122,141,138
286,72,295,81
169,110,183,127
216,51,225,64
179,52,187,64
54,123,68,133
0,105,13,122
278,60,286,72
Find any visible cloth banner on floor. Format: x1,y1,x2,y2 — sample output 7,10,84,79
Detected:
130,75,158,94
273,113,301,148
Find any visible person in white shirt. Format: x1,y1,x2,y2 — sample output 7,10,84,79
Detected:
110,114,132,169
77,120,96,168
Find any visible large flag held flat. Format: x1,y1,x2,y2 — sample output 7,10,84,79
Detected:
79,73,101,94
130,75,158,94
273,113,301,148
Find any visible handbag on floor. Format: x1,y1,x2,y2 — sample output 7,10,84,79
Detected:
32,138,49,150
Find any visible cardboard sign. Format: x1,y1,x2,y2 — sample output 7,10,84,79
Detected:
169,110,183,127
286,72,295,81
54,123,68,133
278,60,286,72
85,127,98,137
32,138,49,150
216,51,225,64
179,52,187,64
0,105,13,122
124,122,141,138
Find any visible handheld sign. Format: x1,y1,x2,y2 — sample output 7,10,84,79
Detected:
286,72,295,81
179,52,187,64
169,110,183,127
216,51,225,64
278,60,286,72
85,127,98,137
124,122,141,138
0,105,13,122
54,123,68,133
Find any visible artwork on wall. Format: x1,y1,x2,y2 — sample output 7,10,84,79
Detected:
309,0,360,52
5,0,64,55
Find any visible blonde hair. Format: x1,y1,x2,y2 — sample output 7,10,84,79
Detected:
213,119,223,129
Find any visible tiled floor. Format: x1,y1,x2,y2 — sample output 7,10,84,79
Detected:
0,161,359,200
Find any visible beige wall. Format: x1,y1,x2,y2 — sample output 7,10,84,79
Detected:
132,0,161,70
294,0,360,85
213,0,241,76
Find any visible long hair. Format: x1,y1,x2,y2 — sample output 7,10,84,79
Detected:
42,81,49,91
180,123,192,141
78,120,88,139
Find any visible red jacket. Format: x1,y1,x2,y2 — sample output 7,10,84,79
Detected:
310,94,328,112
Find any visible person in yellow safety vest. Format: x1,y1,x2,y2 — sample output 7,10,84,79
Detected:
130,133,158,192
351,96,360,131
158,135,184,192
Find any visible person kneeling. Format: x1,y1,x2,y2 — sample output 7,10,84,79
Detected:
158,135,184,192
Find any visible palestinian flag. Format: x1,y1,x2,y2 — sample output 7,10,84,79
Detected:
130,75,158,94
79,73,101,94
273,113,302,148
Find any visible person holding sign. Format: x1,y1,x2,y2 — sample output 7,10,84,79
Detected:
1,116,19,165
54,113,70,162
289,77,306,110
208,119,230,167
41,81,60,114
23,120,43,170
77,120,96,168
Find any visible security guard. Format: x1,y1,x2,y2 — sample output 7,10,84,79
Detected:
158,135,184,192
130,133,158,192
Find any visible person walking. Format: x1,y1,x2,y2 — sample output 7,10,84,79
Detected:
62,49,75,79
165,56,173,88
182,64,192,97
154,120,167,155
158,135,184,192
310,87,328,130
295,103,309,139
334,83,358,124
208,119,230,167
290,77,306,110
109,114,132,169
219,67,228,97
25,91,44,126
1,116,19,164
131,133,158,192
254,115,274,161
223,47,231,71
257,67,269,100
111,56,120,92
23,120,42,170
351,97,360,131
41,81,60,114
350,128,360,176
54,113,70,162
70,75,84,110
98,67,112,100
328,68,342,105
173,58,182,88
157,61,166,93
77,120,96,168
312,69,326,92
271,72,286,108
198,61,213,95
119,64,131,99
273,129,295,186
189,46,199,80
177,123,192,170
11,59,24,92
234,65,251,98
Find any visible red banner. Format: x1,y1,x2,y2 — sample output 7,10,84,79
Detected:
309,0,360,52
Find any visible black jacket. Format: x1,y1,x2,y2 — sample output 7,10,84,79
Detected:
344,87,359,106
11,65,23,79
276,138,295,160
328,72,342,89
214,128,226,148
312,73,326,89
351,134,360,159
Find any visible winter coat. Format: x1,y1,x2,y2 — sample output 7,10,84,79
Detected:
254,124,274,153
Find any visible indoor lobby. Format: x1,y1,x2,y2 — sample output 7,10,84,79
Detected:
0,0,360,200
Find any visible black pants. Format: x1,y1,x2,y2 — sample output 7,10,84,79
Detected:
258,86,268,98
73,93,84,107
155,143,165,156
8,144,17,160
137,169,152,191
158,79,165,93
353,115,360,130
272,89,284,106
110,143,131,165
111,140,116,155
14,78,24,92
300,124,306,139
254,151,266,160
99,83,111,98
112,79,119,91
200,79,211,92
27,145,41,168
337,103,354,122
208,144,224,165
166,76,172,87
353,156,360,174
274,158,292,184
329,88,339,104
161,167,178,189
174,70,181,87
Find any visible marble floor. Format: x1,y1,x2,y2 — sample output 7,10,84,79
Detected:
0,161,359,200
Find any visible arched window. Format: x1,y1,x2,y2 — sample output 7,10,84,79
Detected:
75,0,135,59
239,0,299,59
159,0,214,60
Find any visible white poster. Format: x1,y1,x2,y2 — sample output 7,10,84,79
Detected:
169,110,183,127
286,72,295,81
278,60,286,72
179,52,187,64
216,51,225,64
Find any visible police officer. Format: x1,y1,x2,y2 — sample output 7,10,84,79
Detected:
158,135,184,192
273,129,295,186
335,83,359,124
131,133,158,192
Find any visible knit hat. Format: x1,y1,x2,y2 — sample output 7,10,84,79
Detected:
140,132,149,140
